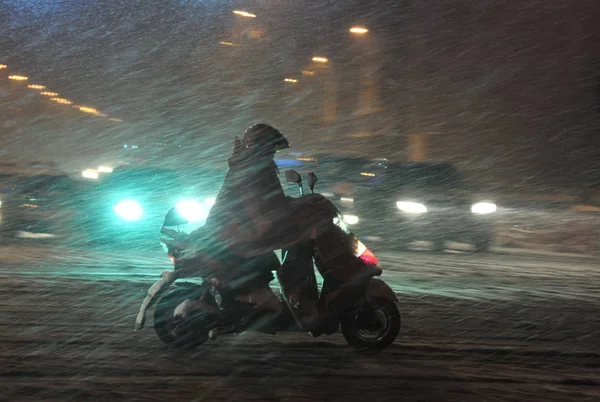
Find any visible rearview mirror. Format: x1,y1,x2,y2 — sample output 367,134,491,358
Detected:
285,169,302,185
163,207,189,227
307,172,318,193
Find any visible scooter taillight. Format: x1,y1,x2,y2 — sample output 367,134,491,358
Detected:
355,240,379,266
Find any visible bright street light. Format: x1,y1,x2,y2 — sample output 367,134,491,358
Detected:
41,91,59,96
50,97,73,105
27,84,46,90
350,27,369,35
76,106,106,116
233,10,256,18
312,56,329,63
219,41,236,46
8,75,28,81
284,78,298,83
0,64,7,69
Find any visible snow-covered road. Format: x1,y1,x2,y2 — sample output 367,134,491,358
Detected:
1,245,599,401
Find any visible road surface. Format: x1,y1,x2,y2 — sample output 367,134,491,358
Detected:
1,244,599,401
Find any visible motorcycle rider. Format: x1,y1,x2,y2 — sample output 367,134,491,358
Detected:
175,124,333,331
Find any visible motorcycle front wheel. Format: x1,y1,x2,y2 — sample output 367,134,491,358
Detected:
341,299,401,351
153,286,217,349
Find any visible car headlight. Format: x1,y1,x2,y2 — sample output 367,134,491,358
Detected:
343,214,359,225
113,199,144,221
396,201,427,214
176,199,209,222
471,202,497,214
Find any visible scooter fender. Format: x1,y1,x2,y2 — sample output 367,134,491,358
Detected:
135,271,175,331
365,278,398,308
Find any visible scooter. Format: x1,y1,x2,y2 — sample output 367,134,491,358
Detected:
135,170,400,350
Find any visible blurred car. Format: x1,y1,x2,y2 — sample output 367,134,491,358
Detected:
0,173,84,241
82,166,225,247
312,157,497,252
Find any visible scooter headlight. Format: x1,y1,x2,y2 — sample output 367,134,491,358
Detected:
343,214,359,225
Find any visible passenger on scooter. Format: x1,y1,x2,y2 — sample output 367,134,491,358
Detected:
178,124,334,330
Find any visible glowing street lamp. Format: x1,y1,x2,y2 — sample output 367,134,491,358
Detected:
8,75,28,81
350,27,369,35
233,10,256,18
0,64,7,69
76,106,106,116
312,57,329,63
50,97,73,105
41,91,59,96
219,41,235,46
284,78,298,83
27,84,46,90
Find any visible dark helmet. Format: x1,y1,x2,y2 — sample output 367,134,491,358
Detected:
242,123,290,155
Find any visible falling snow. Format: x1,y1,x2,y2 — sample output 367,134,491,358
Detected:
1,1,600,401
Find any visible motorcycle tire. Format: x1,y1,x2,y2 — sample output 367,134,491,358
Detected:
341,299,401,351
153,286,215,349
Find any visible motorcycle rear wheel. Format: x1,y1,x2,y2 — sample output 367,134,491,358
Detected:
153,286,216,349
341,299,400,351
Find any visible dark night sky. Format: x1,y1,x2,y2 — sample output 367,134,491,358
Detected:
1,0,599,188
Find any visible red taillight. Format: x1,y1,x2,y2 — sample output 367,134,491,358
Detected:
359,248,379,266
168,254,176,265
355,240,379,266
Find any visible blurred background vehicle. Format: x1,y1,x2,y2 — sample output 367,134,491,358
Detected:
303,156,497,252
0,172,86,242
80,165,226,248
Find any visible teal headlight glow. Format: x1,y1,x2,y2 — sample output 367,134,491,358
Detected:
176,199,209,222
113,199,143,221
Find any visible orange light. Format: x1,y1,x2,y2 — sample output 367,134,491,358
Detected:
76,106,105,116
50,97,73,105
0,64,7,69
360,172,376,177
8,75,28,81
350,27,369,35
284,78,298,83
233,10,256,18
312,57,328,63
41,91,59,96
28,84,46,90
301,70,315,76
220,41,235,46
